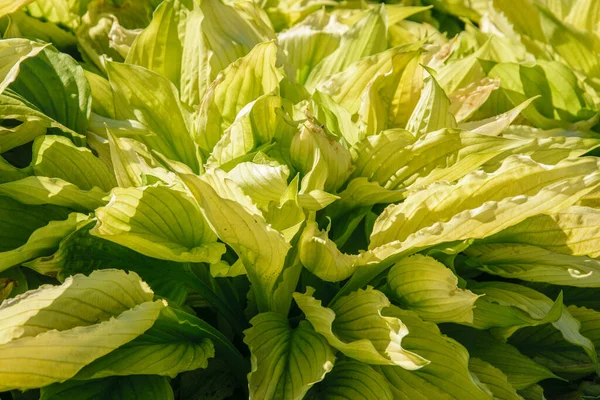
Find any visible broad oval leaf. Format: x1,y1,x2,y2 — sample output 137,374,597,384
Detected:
91,185,225,263
244,312,335,400
107,62,200,172
0,269,166,391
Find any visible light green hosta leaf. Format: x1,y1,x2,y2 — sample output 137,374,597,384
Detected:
181,0,273,107
265,176,304,242
483,206,600,258
207,94,297,169
291,120,352,192
106,130,157,188
311,90,361,146
341,155,600,298
195,41,283,154
468,283,563,337
377,308,491,400
406,72,457,137
385,5,433,24
493,0,545,42
468,358,521,400
5,12,78,50
41,376,174,400
357,72,390,137
537,4,600,79
92,185,224,263
244,312,335,400
0,38,47,94
299,146,328,193
74,307,215,379
360,129,516,190
26,0,80,29
472,282,597,367
458,97,537,137
192,168,261,215
449,77,500,122
305,5,388,92
484,128,600,166
7,12,74,51
265,0,337,31
563,0,600,34
299,220,358,282
0,176,106,211
227,160,289,208
88,115,155,139
278,10,346,85
294,287,429,369
435,45,487,96
298,189,338,211
85,71,115,118
388,52,424,127
0,201,87,272
0,0,35,18
307,361,393,400
316,46,418,118
487,61,595,128
107,62,200,172
126,0,193,89
348,128,413,185
350,128,522,193
328,178,406,219
465,243,600,287
469,293,563,337
444,327,559,390
32,135,116,191
388,254,479,323
295,149,340,211
370,155,600,249
9,46,91,135
0,269,154,343
0,269,166,391
181,172,290,314
178,5,208,107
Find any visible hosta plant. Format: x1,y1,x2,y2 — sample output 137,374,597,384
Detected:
2,0,600,399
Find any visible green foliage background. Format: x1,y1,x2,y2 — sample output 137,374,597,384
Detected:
1,0,600,399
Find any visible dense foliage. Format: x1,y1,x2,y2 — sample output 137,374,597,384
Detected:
2,0,600,399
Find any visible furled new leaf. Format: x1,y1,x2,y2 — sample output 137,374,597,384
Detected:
387,254,479,323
